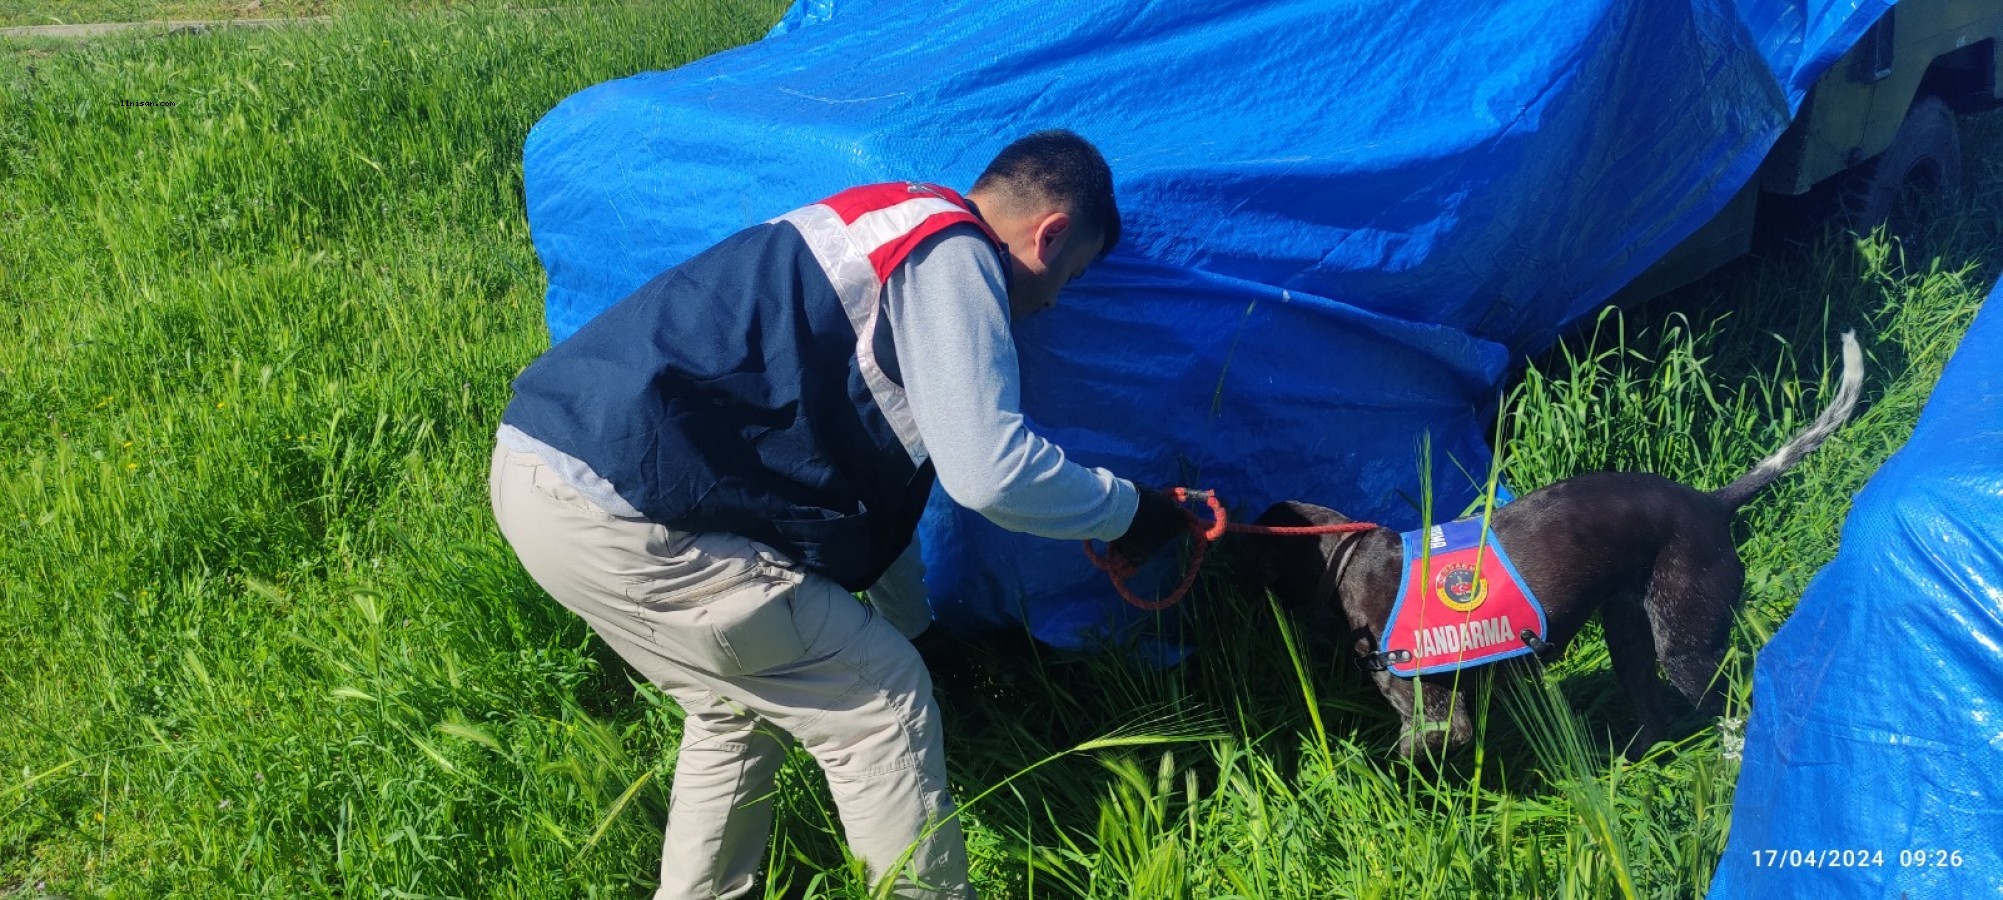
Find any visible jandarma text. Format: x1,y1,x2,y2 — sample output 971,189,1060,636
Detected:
117,100,176,108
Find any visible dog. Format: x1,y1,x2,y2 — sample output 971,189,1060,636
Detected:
1239,332,1863,761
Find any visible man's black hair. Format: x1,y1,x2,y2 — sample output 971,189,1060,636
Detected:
971,130,1121,257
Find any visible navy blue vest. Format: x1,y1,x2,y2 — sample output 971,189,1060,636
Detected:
503,185,1002,591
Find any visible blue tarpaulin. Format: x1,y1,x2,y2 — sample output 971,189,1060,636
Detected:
1708,281,2003,898
522,0,1890,649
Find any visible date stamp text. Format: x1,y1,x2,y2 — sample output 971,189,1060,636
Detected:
1748,849,1966,868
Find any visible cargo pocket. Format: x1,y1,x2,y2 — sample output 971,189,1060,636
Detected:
626,561,810,677
703,565,810,676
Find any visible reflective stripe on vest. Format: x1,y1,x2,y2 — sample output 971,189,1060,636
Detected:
499,182,1004,590
771,182,1002,459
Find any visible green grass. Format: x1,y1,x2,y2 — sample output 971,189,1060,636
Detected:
0,0,633,29
3,3,1999,897
0,0,284,29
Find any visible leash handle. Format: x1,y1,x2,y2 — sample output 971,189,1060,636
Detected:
1170,487,1229,541
1082,527,1212,611
1084,487,1377,611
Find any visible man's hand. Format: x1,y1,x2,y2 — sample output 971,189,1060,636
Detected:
1108,487,1191,565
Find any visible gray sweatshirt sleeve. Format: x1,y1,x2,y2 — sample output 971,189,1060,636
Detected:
882,227,1140,541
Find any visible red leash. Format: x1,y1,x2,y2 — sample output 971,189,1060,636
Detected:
1082,488,1378,610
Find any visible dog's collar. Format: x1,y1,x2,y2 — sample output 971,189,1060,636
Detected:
1357,645,1413,673
1360,630,1553,674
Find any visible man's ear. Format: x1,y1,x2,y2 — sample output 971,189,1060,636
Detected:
1032,211,1073,263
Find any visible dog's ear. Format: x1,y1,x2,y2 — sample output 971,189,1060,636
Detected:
1230,534,1278,601
1272,500,1355,528
1252,501,1320,529
1237,502,1322,607
1243,501,1363,612
1233,502,1306,600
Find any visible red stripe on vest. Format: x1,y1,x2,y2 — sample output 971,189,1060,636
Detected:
818,182,1005,284
913,184,1002,246
867,210,991,282
821,182,924,223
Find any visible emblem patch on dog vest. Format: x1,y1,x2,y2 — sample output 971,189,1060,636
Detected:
1378,517,1548,677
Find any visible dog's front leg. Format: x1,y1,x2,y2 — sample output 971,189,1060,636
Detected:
1602,591,1673,760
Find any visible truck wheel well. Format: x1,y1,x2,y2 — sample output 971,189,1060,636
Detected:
1840,95,1962,238
1918,39,1998,115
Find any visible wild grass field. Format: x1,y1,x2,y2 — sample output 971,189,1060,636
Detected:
0,0,612,29
2,3,1998,897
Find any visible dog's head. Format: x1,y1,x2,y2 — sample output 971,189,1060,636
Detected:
1237,500,1409,653
1236,501,1368,612
1239,501,1476,761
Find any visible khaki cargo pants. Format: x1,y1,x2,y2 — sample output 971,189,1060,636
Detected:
489,444,972,899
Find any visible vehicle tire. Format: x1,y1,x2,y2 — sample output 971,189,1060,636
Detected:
1840,95,1962,237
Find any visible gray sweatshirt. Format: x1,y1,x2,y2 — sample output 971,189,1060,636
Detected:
886,225,1138,541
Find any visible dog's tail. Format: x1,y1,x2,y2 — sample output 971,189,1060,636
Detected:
1712,331,1864,511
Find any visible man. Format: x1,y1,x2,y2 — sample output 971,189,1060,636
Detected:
489,130,1188,898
